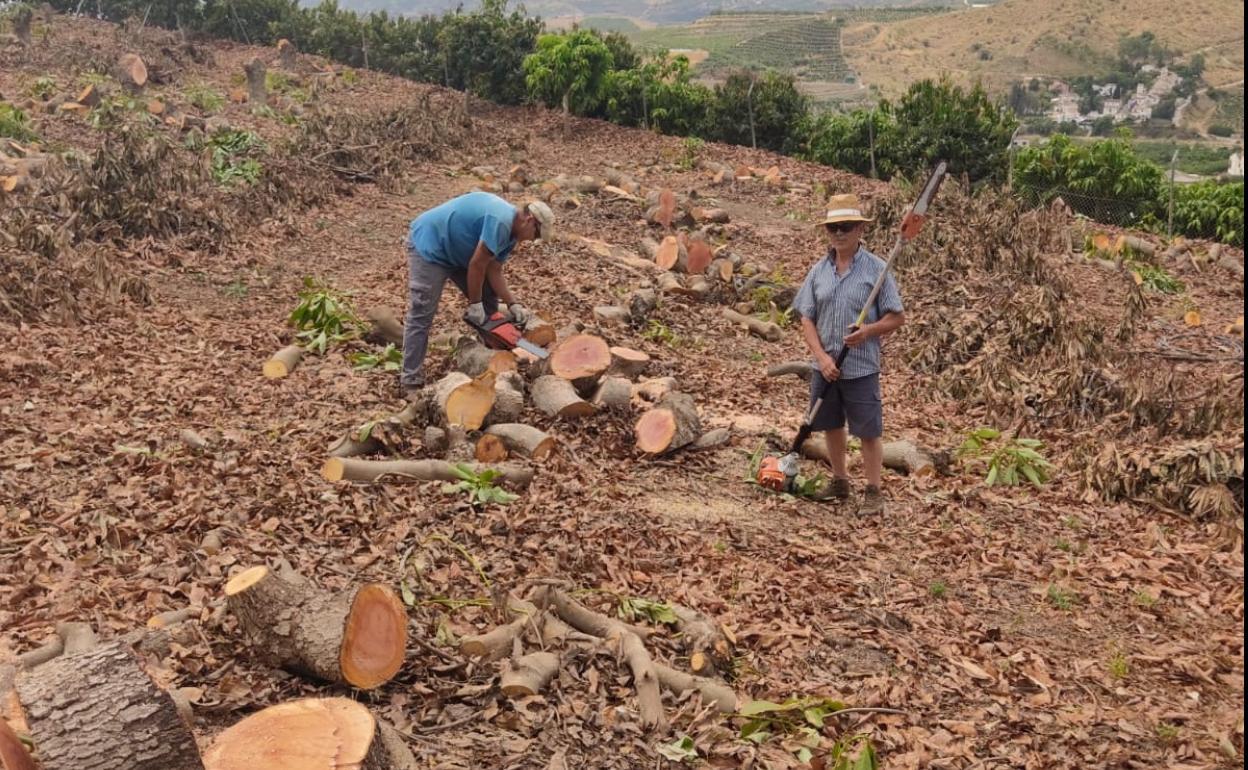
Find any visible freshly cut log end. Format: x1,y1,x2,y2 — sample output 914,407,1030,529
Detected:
225,565,407,690
339,585,408,690
262,344,303,379
606,346,650,379
485,424,556,461
686,240,713,275
549,334,611,384
654,236,687,272
523,317,557,348
14,641,203,770
203,697,417,770
474,434,509,463
634,393,701,455
76,84,101,107
499,651,560,698
116,53,148,91
437,371,496,430
531,375,596,419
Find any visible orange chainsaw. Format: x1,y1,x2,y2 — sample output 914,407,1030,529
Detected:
757,161,947,493
466,310,549,359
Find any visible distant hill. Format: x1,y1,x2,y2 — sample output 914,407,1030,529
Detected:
330,0,962,26
841,0,1244,97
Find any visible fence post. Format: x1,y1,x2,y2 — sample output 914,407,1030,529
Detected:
1167,149,1178,238
747,75,757,150
868,106,877,179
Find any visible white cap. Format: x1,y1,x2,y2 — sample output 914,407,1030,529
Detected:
526,200,555,242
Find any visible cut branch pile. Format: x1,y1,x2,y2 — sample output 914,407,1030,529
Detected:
459,587,737,729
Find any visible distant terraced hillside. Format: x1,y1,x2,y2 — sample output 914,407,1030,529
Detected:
841,0,1244,97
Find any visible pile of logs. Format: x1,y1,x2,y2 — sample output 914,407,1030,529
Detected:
0,140,47,195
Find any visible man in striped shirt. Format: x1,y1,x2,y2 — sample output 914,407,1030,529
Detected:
792,194,905,515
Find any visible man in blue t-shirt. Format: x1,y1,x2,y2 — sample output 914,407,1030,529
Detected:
400,192,555,395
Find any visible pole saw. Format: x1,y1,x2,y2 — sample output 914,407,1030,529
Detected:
757,161,948,493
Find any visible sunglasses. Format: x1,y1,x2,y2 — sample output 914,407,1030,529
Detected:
825,221,860,234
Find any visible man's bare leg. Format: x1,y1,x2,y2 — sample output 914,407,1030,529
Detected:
861,436,883,489
825,428,849,478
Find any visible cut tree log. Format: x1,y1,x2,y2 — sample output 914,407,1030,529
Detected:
576,235,663,276
76,84,102,107
322,457,534,488
499,652,560,698
488,371,525,425
692,207,730,224
656,188,677,229
708,257,734,283
203,697,417,770
243,58,267,106
276,38,297,69
224,566,406,690
459,596,539,660
484,423,556,461
593,305,631,326
800,438,949,477
686,276,713,301
654,236,688,272
692,427,731,450
115,53,148,93
766,360,813,381
365,307,404,347
453,341,517,378
548,334,611,391
634,392,701,455
262,344,303,379
531,375,596,419
656,272,687,295
606,346,650,379
523,317,557,348
13,641,203,770
654,663,737,714
423,425,447,455
686,239,713,275
722,308,782,342
474,434,509,463
628,288,658,323
591,376,633,411
631,376,677,407
433,371,495,430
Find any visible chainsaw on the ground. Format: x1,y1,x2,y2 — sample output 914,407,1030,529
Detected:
466,310,550,359
757,161,948,494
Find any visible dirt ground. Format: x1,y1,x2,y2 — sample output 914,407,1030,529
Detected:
1,15,1244,770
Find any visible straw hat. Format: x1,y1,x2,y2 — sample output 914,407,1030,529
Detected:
818,193,874,226
526,200,555,241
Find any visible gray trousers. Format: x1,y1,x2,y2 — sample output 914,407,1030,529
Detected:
400,248,497,388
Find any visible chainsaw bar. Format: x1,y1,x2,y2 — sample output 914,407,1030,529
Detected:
515,339,549,359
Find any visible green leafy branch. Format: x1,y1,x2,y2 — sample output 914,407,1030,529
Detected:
617,597,678,625
288,277,363,354
737,697,879,767
349,343,401,372
959,427,1054,488
440,463,517,508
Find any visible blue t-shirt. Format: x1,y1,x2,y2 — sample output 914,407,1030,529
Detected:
407,192,517,269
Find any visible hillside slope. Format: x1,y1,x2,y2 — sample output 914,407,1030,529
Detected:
843,0,1245,96
2,13,1245,770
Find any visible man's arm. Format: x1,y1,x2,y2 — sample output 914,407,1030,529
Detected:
465,241,496,304
844,311,904,347
484,260,516,305
801,315,840,381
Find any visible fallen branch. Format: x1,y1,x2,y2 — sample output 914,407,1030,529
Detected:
484,423,557,461
460,596,539,660
263,344,304,379
722,308,782,342
531,375,596,419
499,651,560,698
766,361,813,381
322,458,535,489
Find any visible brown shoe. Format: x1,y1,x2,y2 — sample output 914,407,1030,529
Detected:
858,485,886,516
813,476,852,502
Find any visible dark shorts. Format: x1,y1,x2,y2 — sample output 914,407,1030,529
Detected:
808,372,883,439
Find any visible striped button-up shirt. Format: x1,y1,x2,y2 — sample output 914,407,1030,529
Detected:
791,246,904,379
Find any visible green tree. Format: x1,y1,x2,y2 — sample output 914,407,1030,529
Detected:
884,77,1019,183
200,0,299,44
438,0,543,105
798,107,897,178
1012,131,1165,223
706,70,809,153
523,30,613,116
602,56,712,136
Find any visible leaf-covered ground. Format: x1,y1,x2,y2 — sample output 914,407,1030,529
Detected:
1,15,1244,770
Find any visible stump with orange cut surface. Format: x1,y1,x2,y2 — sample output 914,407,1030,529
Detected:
653,236,687,272
634,392,701,455
547,333,611,392
224,566,407,690
686,239,713,275
203,697,417,770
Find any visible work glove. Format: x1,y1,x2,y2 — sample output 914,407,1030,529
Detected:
508,303,532,326
464,302,488,327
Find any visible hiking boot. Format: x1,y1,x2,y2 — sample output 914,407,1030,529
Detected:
857,485,886,516
813,476,852,502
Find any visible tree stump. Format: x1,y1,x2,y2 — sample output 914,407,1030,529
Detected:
276,38,297,69
634,392,701,454
115,53,148,93
224,566,407,690
243,58,267,106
